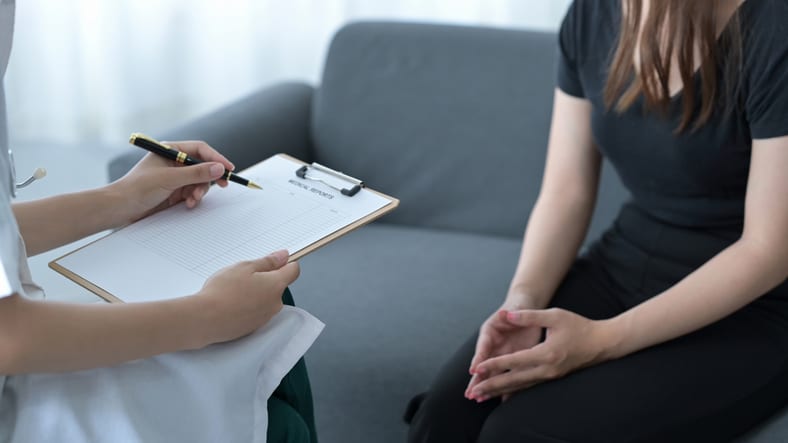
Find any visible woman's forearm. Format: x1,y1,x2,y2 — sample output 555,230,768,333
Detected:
0,250,298,375
602,239,788,359
507,190,597,308
506,89,600,309
12,185,128,256
0,294,210,374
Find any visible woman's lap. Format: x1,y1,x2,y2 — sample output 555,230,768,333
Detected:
406,257,788,443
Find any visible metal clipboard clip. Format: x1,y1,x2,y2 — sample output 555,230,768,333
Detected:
295,162,365,197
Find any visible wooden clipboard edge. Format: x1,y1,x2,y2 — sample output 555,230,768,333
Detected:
49,258,123,303
48,152,399,303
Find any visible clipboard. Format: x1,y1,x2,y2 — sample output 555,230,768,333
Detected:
49,154,399,303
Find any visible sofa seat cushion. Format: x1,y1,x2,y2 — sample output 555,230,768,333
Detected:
290,223,522,442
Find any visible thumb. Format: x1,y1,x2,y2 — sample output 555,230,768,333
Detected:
247,249,290,273
164,162,225,188
503,308,559,328
470,333,492,373
271,262,301,286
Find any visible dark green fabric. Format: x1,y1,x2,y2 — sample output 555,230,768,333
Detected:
266,288,318,443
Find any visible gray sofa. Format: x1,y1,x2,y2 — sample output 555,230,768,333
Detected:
108,21,787,443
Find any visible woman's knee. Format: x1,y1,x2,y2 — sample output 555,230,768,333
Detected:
477,411,570,443
407,334,489,442
407,388,501,443
406,392,464,443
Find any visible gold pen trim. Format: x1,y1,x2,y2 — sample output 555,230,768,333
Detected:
129,132,158,145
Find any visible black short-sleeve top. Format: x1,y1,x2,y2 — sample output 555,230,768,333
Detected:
557,0,788,229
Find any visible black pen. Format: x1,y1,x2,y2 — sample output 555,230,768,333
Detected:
129,133,262,190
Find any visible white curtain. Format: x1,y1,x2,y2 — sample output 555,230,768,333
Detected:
4,0,571,145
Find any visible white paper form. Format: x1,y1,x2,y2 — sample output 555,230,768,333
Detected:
53,155,394,303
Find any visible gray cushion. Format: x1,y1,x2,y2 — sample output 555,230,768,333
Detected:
312,22,557,238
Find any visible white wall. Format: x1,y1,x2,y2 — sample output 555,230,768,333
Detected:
4,0,571,145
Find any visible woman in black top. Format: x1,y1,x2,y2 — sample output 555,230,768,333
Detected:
407,0,788,441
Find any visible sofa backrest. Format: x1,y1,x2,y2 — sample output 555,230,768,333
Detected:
311,21,628,240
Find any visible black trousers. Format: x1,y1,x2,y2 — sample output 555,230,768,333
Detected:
406,204,788,443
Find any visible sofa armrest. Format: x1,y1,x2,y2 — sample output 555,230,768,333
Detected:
108,81,315,181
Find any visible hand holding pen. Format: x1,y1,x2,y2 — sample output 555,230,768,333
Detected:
129,133,262,190
108,136,244,224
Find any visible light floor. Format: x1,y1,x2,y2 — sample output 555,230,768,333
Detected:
12,141,127,303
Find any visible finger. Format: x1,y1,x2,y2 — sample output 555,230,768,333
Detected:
465,374,480,399
504,308,561,328
254,262,300,295
469,310,512,373
246,250,290,273
470,367,543,401
165,140,235,171
164,162,226,189
170,184,192,208
475,346,549,377
270,261,300,286
470,334,493,374
473,365,509,385
466,371,502,400
169,187,188,206
189,184,209,204
185,187,207,209
490,309,526,332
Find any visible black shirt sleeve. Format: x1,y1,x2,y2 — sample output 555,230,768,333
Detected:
557,1,586,98
743,0,788,140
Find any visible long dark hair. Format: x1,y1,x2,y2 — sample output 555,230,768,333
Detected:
604,0,742,132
